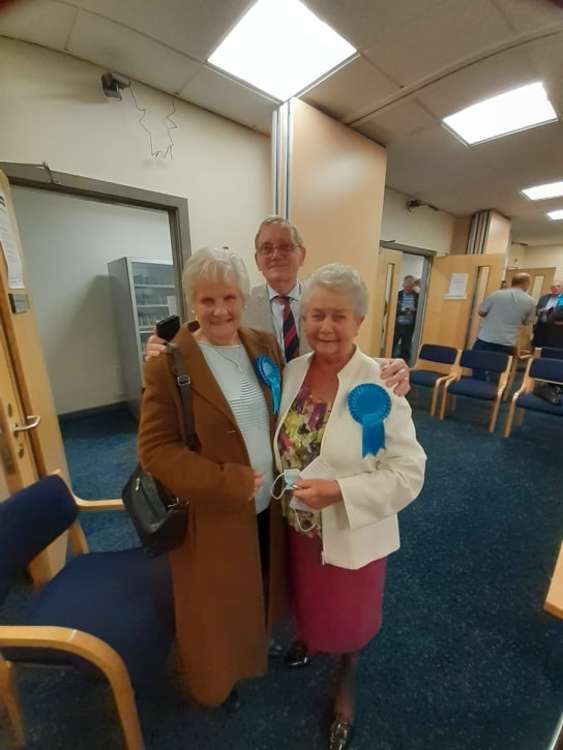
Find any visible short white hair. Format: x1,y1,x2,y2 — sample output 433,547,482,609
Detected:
254,216,305,250
182,247,250,300
301,263,369,317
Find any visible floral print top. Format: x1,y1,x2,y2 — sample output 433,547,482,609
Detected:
277,381,331,537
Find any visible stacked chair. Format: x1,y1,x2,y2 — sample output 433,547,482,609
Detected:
439,349,513,433
410,344,460,416
0,474,173,750
504,355,563,438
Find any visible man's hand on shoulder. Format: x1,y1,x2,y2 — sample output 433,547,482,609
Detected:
144,330,167,361
380,358,410,397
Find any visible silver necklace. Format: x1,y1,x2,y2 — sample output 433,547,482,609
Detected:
201,339,244,373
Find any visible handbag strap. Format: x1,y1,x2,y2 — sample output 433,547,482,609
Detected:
167,343,201,452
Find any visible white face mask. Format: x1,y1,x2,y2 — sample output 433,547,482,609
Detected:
271,469,301,500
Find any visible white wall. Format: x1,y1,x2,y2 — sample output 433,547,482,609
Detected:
0,38,271,286
524,245,563,279
380,187,456,254
508,243,528,268
399,253,425,282
13,187,173,414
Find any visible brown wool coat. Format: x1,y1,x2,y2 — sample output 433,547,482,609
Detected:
138,323,287,706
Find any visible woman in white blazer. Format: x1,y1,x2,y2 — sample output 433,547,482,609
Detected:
273,263,426,750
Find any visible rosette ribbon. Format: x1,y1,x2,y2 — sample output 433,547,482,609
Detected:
348,383,391,457
255,355,281,413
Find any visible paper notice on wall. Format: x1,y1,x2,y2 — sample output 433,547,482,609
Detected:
444,272,468,299
167,295,177,315
0,190,24,289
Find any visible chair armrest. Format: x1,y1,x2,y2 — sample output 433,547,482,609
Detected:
73,496,124,512
545,543,563,619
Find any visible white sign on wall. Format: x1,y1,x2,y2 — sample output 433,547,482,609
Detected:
444,272,468,299
0,190,24,289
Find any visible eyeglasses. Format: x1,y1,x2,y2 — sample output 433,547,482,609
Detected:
257,242,296,257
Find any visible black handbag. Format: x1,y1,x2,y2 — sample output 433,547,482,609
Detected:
533,381,561,406
122,343,200,557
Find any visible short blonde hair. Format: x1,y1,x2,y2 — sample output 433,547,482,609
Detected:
254,216,305,250
182,247,250,301
302,263,369,317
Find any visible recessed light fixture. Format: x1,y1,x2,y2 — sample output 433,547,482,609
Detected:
208,0,356,101
547,209,563,221
521,180,563,201
442,82,557,145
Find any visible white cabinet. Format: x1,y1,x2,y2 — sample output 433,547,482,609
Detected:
108,257,179,416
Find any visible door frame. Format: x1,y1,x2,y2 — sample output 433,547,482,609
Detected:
0,162,192,320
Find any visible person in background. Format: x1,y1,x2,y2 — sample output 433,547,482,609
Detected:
138,248,287,709
275,263,426,750
534,280,562,347
473,272,535,381
146,217,411,393
392,275,419,362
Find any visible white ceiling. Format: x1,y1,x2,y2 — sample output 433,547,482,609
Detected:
1,0,563,245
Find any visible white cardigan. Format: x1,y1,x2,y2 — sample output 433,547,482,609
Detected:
273,347,427,570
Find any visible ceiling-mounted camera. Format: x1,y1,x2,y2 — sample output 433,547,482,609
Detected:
101,72,130,100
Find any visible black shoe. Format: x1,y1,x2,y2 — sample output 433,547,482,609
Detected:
222,687,241,714
328,717,355,750
284,640,311,668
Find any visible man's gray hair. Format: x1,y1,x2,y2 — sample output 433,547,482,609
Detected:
254,216,305,250
302,263,369,317
182,247,250,301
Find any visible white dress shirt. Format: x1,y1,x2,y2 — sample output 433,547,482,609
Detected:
267,281,302,356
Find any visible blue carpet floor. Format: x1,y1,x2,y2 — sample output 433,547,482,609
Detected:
1,396,561,750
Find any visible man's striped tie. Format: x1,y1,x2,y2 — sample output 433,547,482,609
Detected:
276,296,300,361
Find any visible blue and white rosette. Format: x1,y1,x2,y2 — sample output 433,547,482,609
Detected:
255,355,281,413
348,384,391,457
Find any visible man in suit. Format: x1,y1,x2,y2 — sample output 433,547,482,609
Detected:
392,275,419,363
533,280,562,347
146,216,411,395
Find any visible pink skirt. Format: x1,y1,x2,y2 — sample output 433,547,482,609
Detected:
288,528,386,654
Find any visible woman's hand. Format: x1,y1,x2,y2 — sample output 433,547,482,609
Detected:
292,479,342,510
380,358,410,397
144,330,167,361
252,471,263,500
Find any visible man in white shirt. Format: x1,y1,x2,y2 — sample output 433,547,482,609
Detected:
147,216,411,395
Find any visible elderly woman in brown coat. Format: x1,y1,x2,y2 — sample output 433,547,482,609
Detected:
138,247,287,707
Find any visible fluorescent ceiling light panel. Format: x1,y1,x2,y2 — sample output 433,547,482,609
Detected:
442,82,557,145
521,180,563,201
208,0,356,101
547,209,563,220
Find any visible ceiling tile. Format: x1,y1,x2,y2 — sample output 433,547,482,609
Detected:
179,66,278,134
303,0,444,54
354,99,437,144
65,0,255,60
418,45,537,119
0,0,77,50
303,56,399,121
68,11,201,94
365,0,514,86
493,0,563,34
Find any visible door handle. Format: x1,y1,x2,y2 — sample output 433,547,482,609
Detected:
12,415,41,434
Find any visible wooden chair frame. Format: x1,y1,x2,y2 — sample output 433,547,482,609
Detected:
0,477,144,750
504,358,563,439
410,347,461,416
440,355,513,433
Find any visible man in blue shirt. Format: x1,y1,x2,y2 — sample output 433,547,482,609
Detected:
393,275,419,362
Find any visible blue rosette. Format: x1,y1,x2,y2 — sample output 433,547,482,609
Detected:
255,355,281,413
348,384,391,457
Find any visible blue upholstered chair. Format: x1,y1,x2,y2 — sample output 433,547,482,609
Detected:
539,346,563,360
504,357,563,438
410,344,460,416
0,475,173,750
440,349,512,433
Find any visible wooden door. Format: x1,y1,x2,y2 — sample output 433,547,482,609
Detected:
421,253,506,351
505,267,556,352
371,248,402,357
0,170,69,582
